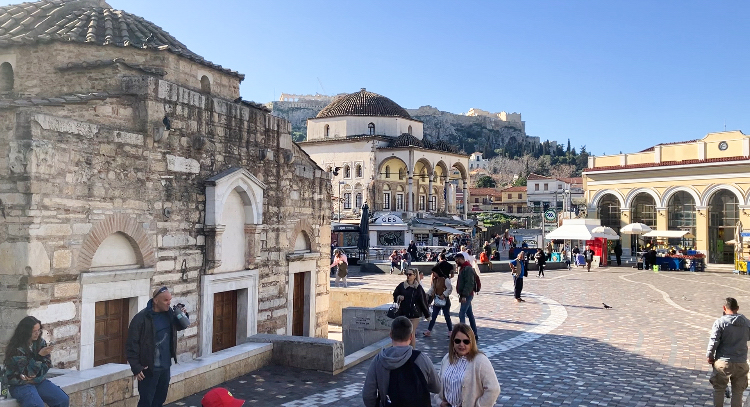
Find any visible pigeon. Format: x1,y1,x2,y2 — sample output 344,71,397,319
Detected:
163,116,171,131
603,303,613,309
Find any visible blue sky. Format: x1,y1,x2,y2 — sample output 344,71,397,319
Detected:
9,1,750,155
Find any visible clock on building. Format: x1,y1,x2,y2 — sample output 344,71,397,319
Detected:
719,141,728,151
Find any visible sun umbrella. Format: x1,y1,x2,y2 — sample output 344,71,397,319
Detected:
620,223,653,234
592,226,620,239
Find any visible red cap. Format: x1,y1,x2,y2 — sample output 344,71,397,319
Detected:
201,388,244,407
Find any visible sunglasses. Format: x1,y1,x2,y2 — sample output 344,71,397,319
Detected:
453,338,471,345
153,286,169,298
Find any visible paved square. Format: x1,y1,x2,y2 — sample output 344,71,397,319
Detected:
168,266,750,406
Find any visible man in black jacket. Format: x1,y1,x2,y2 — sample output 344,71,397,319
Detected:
126,286,190,407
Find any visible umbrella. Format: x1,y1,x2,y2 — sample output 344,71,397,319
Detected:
620,223,653,234
592,226,620,239
357,203,370,261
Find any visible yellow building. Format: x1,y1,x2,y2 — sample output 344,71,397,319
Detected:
583,130,750,264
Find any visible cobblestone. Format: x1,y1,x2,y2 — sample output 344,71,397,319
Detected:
168,267,750,406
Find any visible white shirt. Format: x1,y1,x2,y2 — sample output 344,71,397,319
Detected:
442,356,469,406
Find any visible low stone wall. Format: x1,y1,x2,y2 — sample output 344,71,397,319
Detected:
329,288,394,325
342,304,391,357
245,334,344,374
0,342,273,407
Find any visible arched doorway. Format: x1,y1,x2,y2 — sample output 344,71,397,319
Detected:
597,194,621,231
709,190,739,264
667,191,696,249
631,193,656,254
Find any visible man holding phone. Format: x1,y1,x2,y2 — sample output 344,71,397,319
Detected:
126,287,190,407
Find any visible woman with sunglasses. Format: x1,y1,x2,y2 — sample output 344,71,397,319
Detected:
437,324,500,407
392,268,430,347
2,316,69,407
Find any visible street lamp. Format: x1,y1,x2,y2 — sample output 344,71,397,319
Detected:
338,181,346,221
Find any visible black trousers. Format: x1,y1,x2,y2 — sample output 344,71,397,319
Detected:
538,264,545,276
137,367,171,407
513,275,524,299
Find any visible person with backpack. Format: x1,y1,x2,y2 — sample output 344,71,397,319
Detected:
509,251,526,303
2,316,69,407
393,269,430,347
455,253,479,341
362,316,441,407
437,324,501,407
534,248,546,278
423,257,454,337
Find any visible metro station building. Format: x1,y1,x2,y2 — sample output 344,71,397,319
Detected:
583,130,750,264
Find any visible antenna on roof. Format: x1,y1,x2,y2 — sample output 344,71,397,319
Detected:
317,77,327,95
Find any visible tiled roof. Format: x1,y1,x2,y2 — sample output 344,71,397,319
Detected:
0,0,243,79
316,88,413,120
469,188,502,196
501,186,526,192
584,155,750,172
378,134,461,154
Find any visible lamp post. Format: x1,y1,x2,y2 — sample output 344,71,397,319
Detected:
338,181,345,221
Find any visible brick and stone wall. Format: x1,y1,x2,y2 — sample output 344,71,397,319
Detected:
0,73,332,367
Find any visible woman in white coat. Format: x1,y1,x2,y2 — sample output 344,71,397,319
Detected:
437,323,500,407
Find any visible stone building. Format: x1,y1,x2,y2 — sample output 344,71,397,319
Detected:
584,130,750,263
299,89,470,247
0,0,331,372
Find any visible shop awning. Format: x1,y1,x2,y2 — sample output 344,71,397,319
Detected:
642,230,694,238
544,219,620,240
434,226,464,235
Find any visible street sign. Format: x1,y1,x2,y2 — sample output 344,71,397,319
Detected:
544,209,557,223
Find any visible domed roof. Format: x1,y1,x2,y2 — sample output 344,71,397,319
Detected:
316,88,412,120
0,0,243,78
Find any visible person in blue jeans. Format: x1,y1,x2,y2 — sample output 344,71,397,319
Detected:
3,316,69,407
455,253,478,341
510,251,526,302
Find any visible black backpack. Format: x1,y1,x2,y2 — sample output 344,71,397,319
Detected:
381,350,430,407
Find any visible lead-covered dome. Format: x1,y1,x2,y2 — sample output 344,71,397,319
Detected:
0,0,242,78
316,88,412,120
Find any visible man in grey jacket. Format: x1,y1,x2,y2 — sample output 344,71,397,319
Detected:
706,297,750,407
362,316,440,407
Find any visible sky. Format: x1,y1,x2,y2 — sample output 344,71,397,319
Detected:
8,0,750,155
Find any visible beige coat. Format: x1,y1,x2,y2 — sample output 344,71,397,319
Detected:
437,352,500,407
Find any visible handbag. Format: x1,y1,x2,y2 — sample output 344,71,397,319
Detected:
433,296,446,307
386,302,400,319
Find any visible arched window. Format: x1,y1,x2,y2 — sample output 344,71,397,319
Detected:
408,125,412,135
398,168,405,180
324,124,330,138
344,165,351,178
597,194,621,232
0,62,13,92
200,75,211,93
368,122,375,135
385,165,390,178
355,193,363,209
355,164,363,178
668,191,696,249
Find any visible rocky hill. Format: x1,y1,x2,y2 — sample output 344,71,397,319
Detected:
268,102,538,157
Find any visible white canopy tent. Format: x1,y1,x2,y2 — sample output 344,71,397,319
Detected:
642,230,694,239
545,219,620,241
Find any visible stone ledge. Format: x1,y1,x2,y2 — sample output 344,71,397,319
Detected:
338,337,392,375
80,267,155,284
245,334,344,374
170,342,272,382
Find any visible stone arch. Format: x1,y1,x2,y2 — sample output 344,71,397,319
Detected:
200,75,211,93
377,156,408,177
0,62,13,92
288,218,317,252
434,161,449,183
451,161,468,180
78,213,156,271
414,158,433,176
624,188,660,208
661,186,701,208
589,189,626,209
701,184,745,207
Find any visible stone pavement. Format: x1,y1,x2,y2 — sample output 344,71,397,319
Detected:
168,266,750,406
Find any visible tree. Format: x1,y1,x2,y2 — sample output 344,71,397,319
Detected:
476,175,496,188
513,176,527,187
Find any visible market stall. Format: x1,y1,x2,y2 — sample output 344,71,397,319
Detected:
544,219,619,266
641,230,704,271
